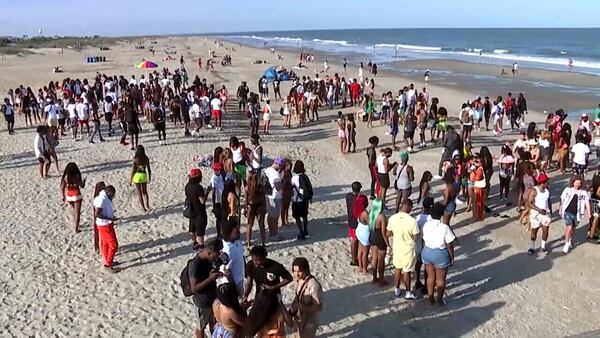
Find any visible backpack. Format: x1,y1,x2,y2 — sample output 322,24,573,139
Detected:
183,196,195,218
298,174,313,201
154,107,165,123
460,109,470,124
260,171,273,196
180,257,194,296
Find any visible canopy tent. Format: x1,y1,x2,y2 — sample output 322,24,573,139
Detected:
262,66,277,81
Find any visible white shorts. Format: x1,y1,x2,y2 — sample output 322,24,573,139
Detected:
263,113,271,121
530,210,551,229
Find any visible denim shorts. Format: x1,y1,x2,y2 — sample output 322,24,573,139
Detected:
564,212,579,227
421,246,451,269
444,200,457,214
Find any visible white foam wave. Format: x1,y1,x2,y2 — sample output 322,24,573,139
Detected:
312,39,356,46
370,43,442,51
493,49,510,54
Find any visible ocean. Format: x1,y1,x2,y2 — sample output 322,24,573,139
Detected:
218,28,600,76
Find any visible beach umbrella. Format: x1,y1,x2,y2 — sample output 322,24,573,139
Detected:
135,60,159,69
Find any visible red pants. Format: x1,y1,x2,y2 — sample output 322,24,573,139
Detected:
97,224,118,267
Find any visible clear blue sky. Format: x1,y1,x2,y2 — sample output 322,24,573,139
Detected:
2,0,598,36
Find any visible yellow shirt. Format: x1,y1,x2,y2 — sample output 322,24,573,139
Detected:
387,212,419,254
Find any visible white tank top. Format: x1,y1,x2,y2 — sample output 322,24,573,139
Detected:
534,186,549,211
232,147,243,164
376,154,386,174
251,145,262,169
395,165,411,190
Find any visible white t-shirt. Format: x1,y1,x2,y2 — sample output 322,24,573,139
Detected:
263,166,282,199
571,143,590,165
93,190,114,226
190,103,201,119
67,104,77,119
291,174,303,203
422,219,456,249
76,103,89,120
33,134,46,158
210,98,221,111
221,239,244,286
45,104,58,120
415,213,430,253
209,174,224,203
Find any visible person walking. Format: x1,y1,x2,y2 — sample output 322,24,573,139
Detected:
559,175,591,254
292,160,313,240
131,145,151,212
60,162,86,232
93,185,119,273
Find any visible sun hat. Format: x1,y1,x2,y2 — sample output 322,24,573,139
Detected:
188,167,202,178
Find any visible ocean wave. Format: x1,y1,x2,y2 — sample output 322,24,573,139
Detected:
373,43,442,51
312,39,356,46
233,35,303,42
493,49,510,54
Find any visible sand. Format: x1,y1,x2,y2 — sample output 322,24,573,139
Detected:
1,36,600,337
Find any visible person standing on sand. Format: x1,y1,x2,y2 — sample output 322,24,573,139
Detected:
245,169,267,246
186,168,208,250
262,99,272,135
34,125,52,179
369,199,388,286
125,101,140,150
346,182,363,266
188,238,223,338
210,95,223,131
281,160,293,227
206,162,225,239
290,257,323,338
422,203,455,305
264,156,285,241
60,162,86,232
387,199,419,300
131,145,151,212
88,101,105,144
559,175,591,254
527,173,551,254
393,152,414,212
366,136,379,200
292,160,313,240
414,197,434,293
376,147,394,208
243,245,293,305
2,97,15,135
93,185,119,273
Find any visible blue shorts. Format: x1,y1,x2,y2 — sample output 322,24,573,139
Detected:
445,200,457,214
422,246,451,269
564,212,579,227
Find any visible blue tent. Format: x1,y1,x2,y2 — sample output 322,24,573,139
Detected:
263,66,277,81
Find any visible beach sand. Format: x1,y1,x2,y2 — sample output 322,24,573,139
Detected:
1,36,600,337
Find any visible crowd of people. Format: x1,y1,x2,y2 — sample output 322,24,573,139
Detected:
5,40,600,337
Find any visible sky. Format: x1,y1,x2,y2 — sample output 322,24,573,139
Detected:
1,0,598,37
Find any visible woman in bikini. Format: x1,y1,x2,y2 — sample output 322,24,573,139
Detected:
245,169,267,246
60,162,86,232
131,145,151,212
219,85,228,114
337,111,347,154
416,171,433,205
346,113,357,153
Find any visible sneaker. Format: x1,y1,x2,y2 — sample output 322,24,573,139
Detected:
404,291,416,300
89,140,95,144
527,248,535,255
541,246,548,254
394,289,402,298
455,199,464,205
562,243,570,254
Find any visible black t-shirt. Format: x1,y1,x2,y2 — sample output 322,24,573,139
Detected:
346,193,358,229
126,109,138,124
188,255,216,307
245,258,292,294
566,194,578,214
185,182,207,220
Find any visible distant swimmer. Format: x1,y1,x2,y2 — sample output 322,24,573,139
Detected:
568,58,574,72
424,69,430,83
512,62,519,76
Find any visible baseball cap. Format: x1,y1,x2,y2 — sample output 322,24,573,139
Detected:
188,167,202,178
582,113,588,119
212,162,222,171
536,173,549,184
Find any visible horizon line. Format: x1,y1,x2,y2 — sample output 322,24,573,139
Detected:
4,26,599,39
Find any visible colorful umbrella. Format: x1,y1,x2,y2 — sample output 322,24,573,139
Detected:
135,60,158,68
